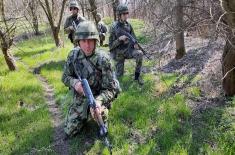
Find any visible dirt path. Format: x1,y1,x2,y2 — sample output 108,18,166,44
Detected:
14,55,69,154
36,74,69,155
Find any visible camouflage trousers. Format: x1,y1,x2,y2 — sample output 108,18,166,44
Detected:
99,34,105,46
64,96,108,136
114,49,143,77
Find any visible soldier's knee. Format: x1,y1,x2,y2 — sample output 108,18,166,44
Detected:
101,106,109,122
133,50,143,59
64,118,85,137
138,50,144,58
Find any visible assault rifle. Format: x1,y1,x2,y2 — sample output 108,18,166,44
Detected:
81,78,112,154
115,28,151,60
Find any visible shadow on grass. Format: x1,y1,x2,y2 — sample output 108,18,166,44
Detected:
0,108,53,155
14,45,56,59
112,72,233,154
33,60,65,74
188,98,234,154
69,119,108,155
113,76,189,153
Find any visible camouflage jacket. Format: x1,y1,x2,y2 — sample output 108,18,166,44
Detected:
97,21,107,34
62,47,119,104
109,20,137,53
64,14,86,42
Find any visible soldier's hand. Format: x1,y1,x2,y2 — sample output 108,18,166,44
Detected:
134,44,139,49
90,100,102,120
74,81,84,95
118,35,128,41
68,26,74,31
100,33,105,37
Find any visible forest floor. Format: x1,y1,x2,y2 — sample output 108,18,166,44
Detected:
0,19,234,155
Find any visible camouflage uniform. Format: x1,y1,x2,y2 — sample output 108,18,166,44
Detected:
64,1,86,45
62,21,119,137
109,4,143,80
96,13,108,46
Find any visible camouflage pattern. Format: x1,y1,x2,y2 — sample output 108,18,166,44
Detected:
62,47,120,136
117,4,129,15
96,13,107,46
74,21,99,42
69,0,79,9
109,21,143,77
64,15,86,44
97,21,107,46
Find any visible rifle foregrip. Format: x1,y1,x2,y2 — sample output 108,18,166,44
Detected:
81,79,96,108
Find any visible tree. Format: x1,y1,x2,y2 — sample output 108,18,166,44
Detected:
220,0,235,96
38,0,67,47
88,0,98,25
78,0,87,17
23,0,40,35
0,0,17,71
112,0,119,21
175,0,186,59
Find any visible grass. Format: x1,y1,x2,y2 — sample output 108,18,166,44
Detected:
189,99,235,154
0,57,53,154
0,18,234,154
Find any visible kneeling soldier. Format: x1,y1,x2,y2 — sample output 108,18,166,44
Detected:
62,21,120,138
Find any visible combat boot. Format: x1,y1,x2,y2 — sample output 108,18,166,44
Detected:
134,72,144,85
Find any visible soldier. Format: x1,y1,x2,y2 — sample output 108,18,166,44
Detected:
109,4,144,85
62,21,120,138
96,13,108,46
64,0,85,45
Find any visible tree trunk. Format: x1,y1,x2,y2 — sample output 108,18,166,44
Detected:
38,0,67,47
2,46,16,71
29,0,40,35
78,0,86,17
133,0,136,18
32,16,40,35
112,0,120,21
52,27,62,47
0,0,17,71
88,0,98,25
222,38,235,96
175,0,186,59
220,0,235,96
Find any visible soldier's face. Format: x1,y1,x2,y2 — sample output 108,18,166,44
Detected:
70,7,78,15
120,12,129,21
79,39,96,56
96,16,101,22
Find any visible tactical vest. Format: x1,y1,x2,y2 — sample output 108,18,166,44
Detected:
68,16,85,43
72,48,103,95
114,21,132,50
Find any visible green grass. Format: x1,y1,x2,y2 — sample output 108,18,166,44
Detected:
1,18,234,154
0,57,53,154
189,99,235,154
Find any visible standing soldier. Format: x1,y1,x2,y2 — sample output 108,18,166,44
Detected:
62,21,120,138
64,0,85,45
96,13,108,46
109,4,144,85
